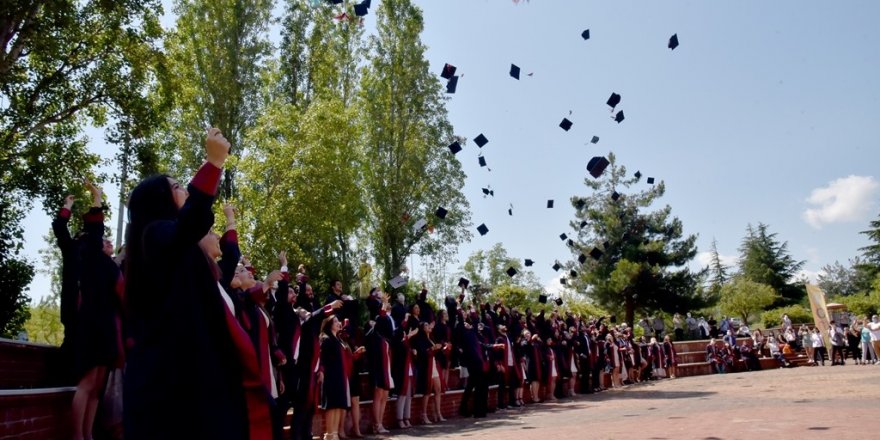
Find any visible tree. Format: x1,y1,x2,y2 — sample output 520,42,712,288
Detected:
154,0,273,199
571,153,708,325
855,213,880,290
737,223,805,306
0,196,32,337
460,243,543,294
359,0,470,286
719,278,779,326
24,298,63,346
707,238,729,288
817,260,861,297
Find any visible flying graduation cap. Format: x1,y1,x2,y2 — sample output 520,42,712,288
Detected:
555,297,564,306
611,191,620,201
506,267,518,277
481,187,494,197
508,203,514,216
614,111,625,123
547,200,554,208
474,133,489,147
578,253,587,264
634,170,642,179
435,207,448,219
524,259,534,267
590,136,600,144
353,0,370,17
478,155,487,167
668,33,679,50
559,233,568,241
477,223,489,236
581,29,590,40
441,63,457,79
446,76,459,94
587,156,610,178
448,141,462,154
510,64,521,80
559,118,573,131
607,93,621,109
570,269,578,278
647,177,655,184
552,261,561,271
458,277,470,289
539,293,548,304
575,199,586,210
590,247,604,260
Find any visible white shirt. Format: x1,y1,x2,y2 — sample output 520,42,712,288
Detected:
867,321,880,341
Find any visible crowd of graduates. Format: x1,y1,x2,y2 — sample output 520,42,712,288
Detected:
55,129,687,440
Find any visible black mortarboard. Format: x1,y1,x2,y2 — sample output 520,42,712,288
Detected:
555,297,564,306
611,191,620,201
567,239,574,247
634,170,642,179
446,75,459,94
607,92,621,109
581,29,590,40
570,269,577,278
539,294,548,304
578,253,587,264
354,2,369,17
441,63,457,79
508,206,513,216
668,33,679,50
603,241,610,250
510,64,520,80
609,315,617,324
580,220,588,229
559,233,567,241
591,136,600,144
525,259,534,267
458,277,470,289
647,177,655,184
481,187,492,196
448,141,462,154
560,278,567,285
330,0,343,4
587,156,610,178
590,247,603,260
477,223,489,236
614,111,625,123
552,262,561,271
478,156,487,167
559,118,573,131
435,206,448,219
506,267,518,277
575,199,586,210
547,200,554,209
474,133,488,147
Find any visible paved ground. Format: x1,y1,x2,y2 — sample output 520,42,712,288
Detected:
378,364,880,439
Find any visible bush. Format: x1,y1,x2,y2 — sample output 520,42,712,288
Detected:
761,305,813,328
830,290,880,319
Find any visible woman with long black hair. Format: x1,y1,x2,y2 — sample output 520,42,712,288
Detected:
319,315,351,440
123,129,272,440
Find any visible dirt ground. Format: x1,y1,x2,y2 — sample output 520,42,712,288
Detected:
386,364,880,440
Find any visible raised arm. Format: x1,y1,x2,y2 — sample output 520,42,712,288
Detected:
217,204,241,290
51,195,77,252
81,180,106,253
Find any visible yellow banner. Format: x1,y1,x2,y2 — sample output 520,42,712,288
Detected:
806,284,831,344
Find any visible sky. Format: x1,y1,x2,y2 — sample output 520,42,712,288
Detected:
19,0,880,302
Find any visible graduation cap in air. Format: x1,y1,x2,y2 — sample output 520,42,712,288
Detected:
614,111,625,123
329,0,343,4
570,269,578,278
634,170,642,179
539,294,548,304
611,191,620,201
481,187,494,197
389,275,407,289
578,253,587,264
567,239,575,247
478,156,487,167
446,76,459,94
609,315,617,324
552,262,561,271
575,199,586,210
590,247,603,260
506,267,518,277
508,204,513,216
581,29,590,40
559,233,568,241
647,177,655,184
559,118,573,131
448,141,462,154
441,63,457,79
353,1,369,17
607,93,621,109
477,223,489,236
547,200,554,208
580,220,588,229
458,277,470,289
555,297,564,306
510,64,521,80
435,207,448,219
590,136,600,144
474,133,489,147
603,241,611,250
560,278,567,285
668,33,679,50
587,156,610,178
525,259,534,267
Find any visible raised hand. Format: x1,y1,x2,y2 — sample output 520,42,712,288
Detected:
265,270,283,286
63,195,75,210
223,204,235,221
84,178,102,207
205,127,231,168
278,251,287,268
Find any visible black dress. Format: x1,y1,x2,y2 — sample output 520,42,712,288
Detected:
320,335,352,409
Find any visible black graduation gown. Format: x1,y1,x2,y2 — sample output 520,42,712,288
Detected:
366,314,395,390
320,335,351,409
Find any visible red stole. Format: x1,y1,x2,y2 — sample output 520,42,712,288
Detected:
222,301,272,440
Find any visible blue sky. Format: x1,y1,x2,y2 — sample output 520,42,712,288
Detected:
20,0,880,301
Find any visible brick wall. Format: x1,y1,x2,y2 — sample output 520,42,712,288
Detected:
0,389,74,440
0,339,67,389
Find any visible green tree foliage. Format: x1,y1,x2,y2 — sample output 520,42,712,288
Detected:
854,213,880,290
719,278,779,326
707,238,729,296
0,197,32,337
461,243,543,293
817,259,861,297
23,298,62,346
359,0,470,285
571,152,708,325
761,304,813,328
737,223,806,306
154,0,273,199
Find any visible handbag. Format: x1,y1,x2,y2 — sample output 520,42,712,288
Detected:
652,367,666,378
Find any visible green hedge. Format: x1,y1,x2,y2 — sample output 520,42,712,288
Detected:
761,305,813,328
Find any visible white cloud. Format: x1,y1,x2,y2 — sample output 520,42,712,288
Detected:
543,274,569,296
791,269,825,284
803,175,879,229
695,251,739,268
